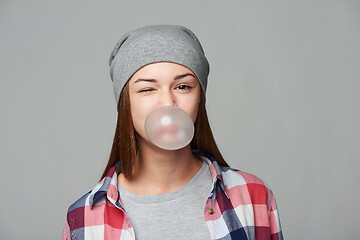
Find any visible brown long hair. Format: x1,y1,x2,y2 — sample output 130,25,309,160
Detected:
100,82,229,180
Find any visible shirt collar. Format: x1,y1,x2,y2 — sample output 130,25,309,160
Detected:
88,150,229,209
201,151,230,200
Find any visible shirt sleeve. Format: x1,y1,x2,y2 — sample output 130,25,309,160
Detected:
266,186,283,240
62,217,71,240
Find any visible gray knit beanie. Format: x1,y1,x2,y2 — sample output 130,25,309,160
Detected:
109,25,210,108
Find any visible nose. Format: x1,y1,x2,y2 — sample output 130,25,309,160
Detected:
160,90,177,106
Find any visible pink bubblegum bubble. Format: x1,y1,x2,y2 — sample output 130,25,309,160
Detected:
145,106,195,150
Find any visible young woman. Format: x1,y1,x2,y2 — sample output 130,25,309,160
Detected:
63,25,283,240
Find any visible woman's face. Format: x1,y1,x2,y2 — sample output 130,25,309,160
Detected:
128,62,201,146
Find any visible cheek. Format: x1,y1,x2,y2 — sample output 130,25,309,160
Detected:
189,103,200,123
131,104,145,131
130,97,154,134
180,96,200,123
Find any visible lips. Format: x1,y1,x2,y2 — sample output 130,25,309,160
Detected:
157,124,178,133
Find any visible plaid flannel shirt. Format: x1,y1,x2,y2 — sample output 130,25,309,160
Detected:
63,152,283,239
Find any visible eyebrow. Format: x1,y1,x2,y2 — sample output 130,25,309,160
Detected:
134,73,196,84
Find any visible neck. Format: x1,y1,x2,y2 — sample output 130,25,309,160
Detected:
118,138,202,195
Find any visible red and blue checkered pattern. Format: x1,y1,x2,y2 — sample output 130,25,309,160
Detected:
63,152,283,239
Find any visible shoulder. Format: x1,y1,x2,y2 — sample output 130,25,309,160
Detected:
201,152,275,201
217,165,283,238
66,190,92,215
65,177,106,222
65,190,93,230
220,165,268,188
63,190,93,239
219,166,275,204
65,164,119,217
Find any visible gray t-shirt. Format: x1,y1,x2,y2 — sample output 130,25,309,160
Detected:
118,160,213,240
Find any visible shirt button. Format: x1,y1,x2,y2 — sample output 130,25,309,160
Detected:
208,208,214,215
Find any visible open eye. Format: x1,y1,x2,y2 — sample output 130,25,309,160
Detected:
176,84,192,90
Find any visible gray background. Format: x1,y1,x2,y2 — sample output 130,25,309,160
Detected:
1,0,359,239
